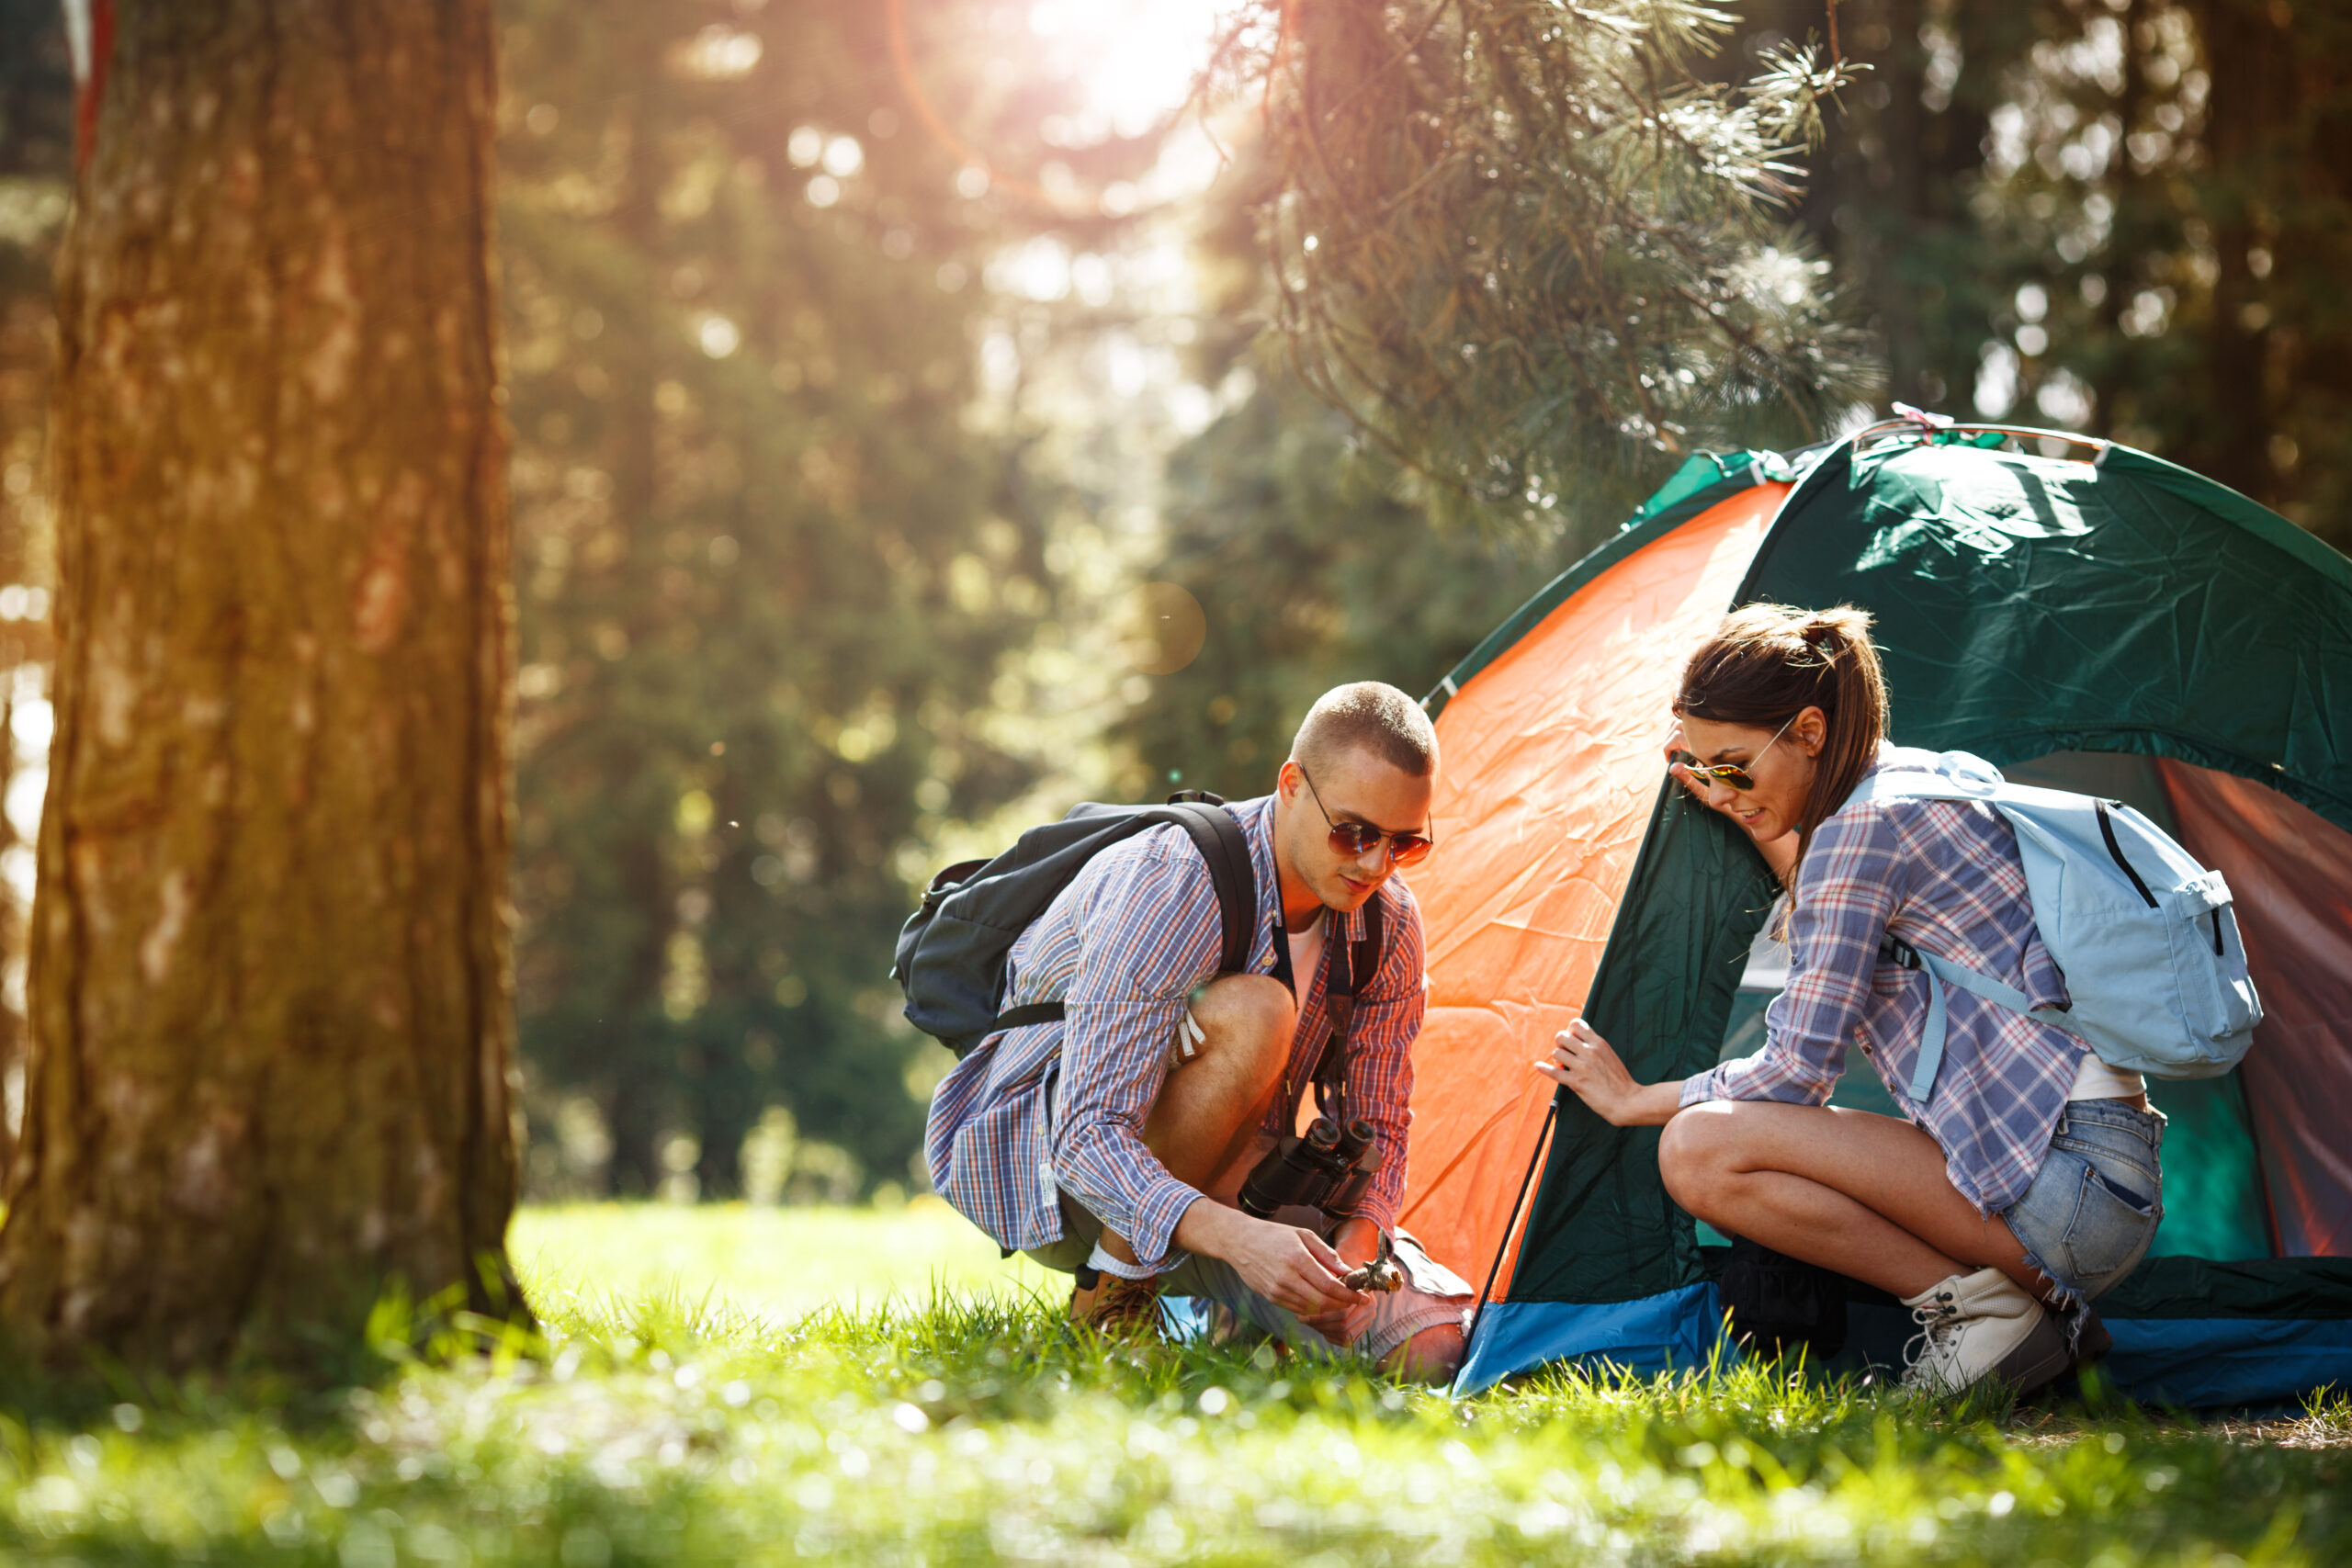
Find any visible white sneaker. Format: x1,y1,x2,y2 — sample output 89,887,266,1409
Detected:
1900,1267,2071,1396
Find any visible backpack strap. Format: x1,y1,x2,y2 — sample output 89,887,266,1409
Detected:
1157,799,1256,978
986,799,1257,1036
1299,891,1388,1127
1880,932,2074,1103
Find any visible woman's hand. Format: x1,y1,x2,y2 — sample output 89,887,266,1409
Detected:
1666,718,1800,884
1536,1018,1684,1127
1663,722,1707,801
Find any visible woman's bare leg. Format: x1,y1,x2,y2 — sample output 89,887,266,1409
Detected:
1657,1100,2049,1301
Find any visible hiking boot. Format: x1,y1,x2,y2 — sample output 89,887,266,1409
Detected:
1070,1270,1164,1340
1899,1267,2071,1397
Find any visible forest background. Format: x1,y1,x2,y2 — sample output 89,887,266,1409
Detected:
0,0,2342,1213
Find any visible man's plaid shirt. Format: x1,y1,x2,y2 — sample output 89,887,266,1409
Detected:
1682,748,2088,1216
923,793,1427,1277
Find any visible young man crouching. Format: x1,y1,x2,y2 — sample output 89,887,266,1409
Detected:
923,683,1469,1380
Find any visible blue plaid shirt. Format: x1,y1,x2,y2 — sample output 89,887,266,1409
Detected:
1681,748,2086,1215
923,794,1427,1275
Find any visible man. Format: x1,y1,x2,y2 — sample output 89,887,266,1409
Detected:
924,682,1470,1379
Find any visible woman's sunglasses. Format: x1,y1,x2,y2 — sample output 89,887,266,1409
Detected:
1668,713,1796,792
1297,765,1435,866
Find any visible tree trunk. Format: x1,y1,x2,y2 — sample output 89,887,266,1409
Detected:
2090,0,2151,439
2188,0,2296,507
0,0,520,1367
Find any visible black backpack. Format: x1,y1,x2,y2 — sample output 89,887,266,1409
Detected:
892,792,1258,1057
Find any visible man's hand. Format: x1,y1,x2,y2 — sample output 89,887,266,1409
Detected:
1298,1216,1383,1343
1176,1201,1367,1319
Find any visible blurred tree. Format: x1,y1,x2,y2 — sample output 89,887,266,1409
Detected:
1119,164,1585,786
1747,0,2352,548
0,0,72,181
498,0,1134,1197
1726,1,2040,423
0,1,519,1365
1117,367,1567,794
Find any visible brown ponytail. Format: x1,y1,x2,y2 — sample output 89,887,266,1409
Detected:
1674,604,1890,881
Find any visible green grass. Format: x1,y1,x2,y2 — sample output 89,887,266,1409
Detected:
512,1199,1063,1325
0,1203,2343,1564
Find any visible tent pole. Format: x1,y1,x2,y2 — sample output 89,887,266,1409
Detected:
1460,1096,1559,1370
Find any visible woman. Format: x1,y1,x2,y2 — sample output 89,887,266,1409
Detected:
1541,604,2165,1396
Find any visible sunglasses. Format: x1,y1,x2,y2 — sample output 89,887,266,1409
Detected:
1296,764,1435,866
1669,713,1797,792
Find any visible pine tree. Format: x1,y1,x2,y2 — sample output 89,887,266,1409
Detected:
1227,0,1879,536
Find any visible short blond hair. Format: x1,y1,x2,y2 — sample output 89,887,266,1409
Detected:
1291,682,1438,779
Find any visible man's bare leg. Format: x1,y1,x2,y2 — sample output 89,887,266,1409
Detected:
1071,975,1464,1382
1657,1100,2050,1301
1084,974,1294,1277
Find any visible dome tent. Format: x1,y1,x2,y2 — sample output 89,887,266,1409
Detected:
1395,420,2352,1405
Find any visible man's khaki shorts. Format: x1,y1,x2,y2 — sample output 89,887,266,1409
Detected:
1026,1190,1473,1365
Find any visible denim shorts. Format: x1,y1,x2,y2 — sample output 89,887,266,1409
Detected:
2001,1098,2166,1308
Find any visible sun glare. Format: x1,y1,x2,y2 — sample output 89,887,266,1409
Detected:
1027,0,1234,142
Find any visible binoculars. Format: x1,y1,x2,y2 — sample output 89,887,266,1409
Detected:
1238,1115,1380,1220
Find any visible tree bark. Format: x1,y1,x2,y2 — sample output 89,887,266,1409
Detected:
0,0,521,1367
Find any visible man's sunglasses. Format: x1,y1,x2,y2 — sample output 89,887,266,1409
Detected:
1668,713,1796,793
1297,765,1435,866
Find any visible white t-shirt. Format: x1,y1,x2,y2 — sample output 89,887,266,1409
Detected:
2068,1053,2147,1100
1287,910,1328,1046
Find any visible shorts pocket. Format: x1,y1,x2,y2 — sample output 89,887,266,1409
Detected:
2060,1163,2161,1296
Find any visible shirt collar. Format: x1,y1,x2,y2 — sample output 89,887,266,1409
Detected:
1234,793,1363,976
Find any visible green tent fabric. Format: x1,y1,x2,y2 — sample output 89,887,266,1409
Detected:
1442,423,2352,1404
1743,439,2352,825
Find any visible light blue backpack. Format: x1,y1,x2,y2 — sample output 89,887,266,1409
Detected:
1847,750,2262,1101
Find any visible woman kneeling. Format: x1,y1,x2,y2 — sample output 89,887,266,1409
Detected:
1542,604,2165,1397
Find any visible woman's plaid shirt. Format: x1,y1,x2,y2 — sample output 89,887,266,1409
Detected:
1681,750,2088,1216
923,793,1427,1277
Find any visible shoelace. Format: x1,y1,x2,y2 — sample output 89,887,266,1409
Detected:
1902,1292,1961,1375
